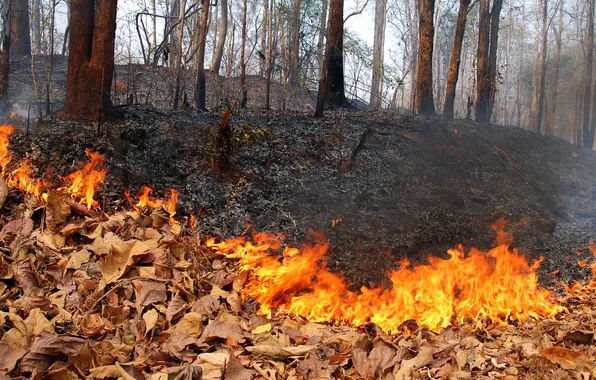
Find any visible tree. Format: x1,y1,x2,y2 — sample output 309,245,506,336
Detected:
583,0,595,149
369,0,387,109
58,0,118,120
195,0,210,111
172,0,187,110
414,0,436,116
0,4,10,113
474,0,490,123
240,0,248,107
289,0,301,85
547,0,565,136
9,0,30,59
210,0,228,75
315,0,346,116
443,0,471,118
486,0,503,121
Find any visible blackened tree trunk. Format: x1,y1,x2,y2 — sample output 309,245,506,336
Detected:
210,0,227,75
9,0,30,59
474,0,490,123
443,0,470,118
58,0,118,120
487,0,503,122
414,0,435,116
547,0,564,136
315,0,346,116
194,0,209,111
369,0,386,109
32,0,41,52
583,0,595,149
289,0,301,85
316,0,328,71
240,0,248,107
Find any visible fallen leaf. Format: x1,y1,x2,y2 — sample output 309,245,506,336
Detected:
45,191,71,232
394,346,434,379
66,248,91,270
166,292,188,322
245,344,317,360
19,333,86,372
353,345,396,379
132,279,167,312
0,218,33,241
541,346,590,370
171,312,203,338
24,308,54,338
251,323,272,335
198,320,246,344
143,308,160,336
191,294,220,318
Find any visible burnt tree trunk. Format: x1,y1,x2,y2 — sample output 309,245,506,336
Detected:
369,0,386,109
315,0,346,116
195,0,210,111
58,0,118,120
316,0,328,71
443,0,470,119
9,0,31,59
414,0,435,116
240,0,248,107
210,0,227,75
583,0,595,149
289,0,301,85
547,0,564,136
487,0,503,122
474,0,490,123
32,0,41,52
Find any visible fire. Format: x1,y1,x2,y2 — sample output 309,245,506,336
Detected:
208,232,564,333
6,160,43,198
136,186,178,221
60,150,107,209
8,111,17,119
0,125,15,170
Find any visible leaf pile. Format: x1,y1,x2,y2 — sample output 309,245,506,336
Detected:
0,194,595,379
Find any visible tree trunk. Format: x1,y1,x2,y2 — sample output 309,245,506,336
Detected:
46,0,56,116
289,0,301,85
414,0,435,116
532,0,547,134
369,0,386,109
9,0,31,59
583,0,595,149
515,1,525,127
172,0,187,109
210,0,227,75
474,0,490,123
240,0,248,107
32,0,41,52
409,0,418,112
315,0,346,116
487,0,503,122
195,0,210,111
443,0,470,118
0,16,10,113
265,0,275,110
317,0,328,71
547,0,564,136
58,0,118,120
260,0,269,76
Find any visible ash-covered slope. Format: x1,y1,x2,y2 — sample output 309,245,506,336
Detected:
5,108,596,286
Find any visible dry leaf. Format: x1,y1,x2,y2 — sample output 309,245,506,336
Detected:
191,294,220,318
100,239,160,284
143,308,160,336
166,292,188,322
251,323,272,335
0,176,7,210
541,346,590,370
132,279,167,312
66,248,91,270
353,345,396,379
0,341,26,374
171,312,203,338
45,191,71,231
0,218,33,241
394,346,434,379
245,344,317,360
19,333,86,372
24,308,54,338
198,320,246,344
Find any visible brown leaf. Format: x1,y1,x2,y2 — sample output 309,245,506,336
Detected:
45,191,71,232
166,292,188,322
161,330,196,359
100,239,160,284
394,346,434,379
80,313,108,337
66,248,91,270
12,258,40,294
132,279,167,312
561,330,595,345
541,346,590,370
143,308,160,336
0,219,33,242
167,364,203,380
0,341,27,374
353,345,396,379
0,176,7,210
171,312,203,338
245,344,317,360
198,320,246,345
191,295,220,318
24,308,54,339
223,353,257,380
19,334,86,372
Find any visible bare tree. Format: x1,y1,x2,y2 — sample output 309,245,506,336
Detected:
210,0,228,74
414,0,436,116
195,0,210,111
583,0,595,148
547,0,565,136
487,0,503,121
475,0,490,123
289,0,301,85
58,0,118,120
9,0,30,59
443,0,470,118
369,0,386,109
240,0,248,107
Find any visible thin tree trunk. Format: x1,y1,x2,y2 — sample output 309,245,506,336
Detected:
583,0,595,149
210,0,227,74
32,0,41,52
474,0,490,123
240,0,248,107
173,0,187,109
414,0,436,116
369,0,386,109
289,0,301,85
265,0,274,110
533,0,547,134
443,0,470,118
260,0,269,76
409,0,418,112
487,0,503,122
45,0,55,116
515,1,526,127
152,0,157,50
0,13,10,113
195,0,209,111
547,0,564,136
279,6,287,109
317,0,328,71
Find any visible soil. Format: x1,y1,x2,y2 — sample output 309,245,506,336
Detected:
2,104,596,290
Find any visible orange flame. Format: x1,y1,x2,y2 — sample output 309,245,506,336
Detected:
208,232,563,333
6,160,43,198
0,125,15,171
136,186,178,221
8,111,17,119
60,150,107,209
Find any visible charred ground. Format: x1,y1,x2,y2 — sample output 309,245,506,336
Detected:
2,106,596,288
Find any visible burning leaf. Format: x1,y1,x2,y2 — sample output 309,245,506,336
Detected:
541,346,590,370
132,279,167,312
245,344,317,360
60,150,107,209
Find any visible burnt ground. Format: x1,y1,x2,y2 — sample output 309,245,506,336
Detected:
2,106,596,289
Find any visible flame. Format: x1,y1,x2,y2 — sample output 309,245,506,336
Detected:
8,111,17,119
136,186,162,209
208,232,563,334
60,150,107,209
0,125,15,171
6,160,43,197
136,186,178,222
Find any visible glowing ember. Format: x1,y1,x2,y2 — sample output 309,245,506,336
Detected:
60,150,107,209
208,232,564,333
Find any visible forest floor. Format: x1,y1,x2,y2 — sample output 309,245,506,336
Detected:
0,57,596,378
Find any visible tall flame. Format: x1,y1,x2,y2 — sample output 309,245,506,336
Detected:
60,150,107,209
0,125,15,171
208,232,563,333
